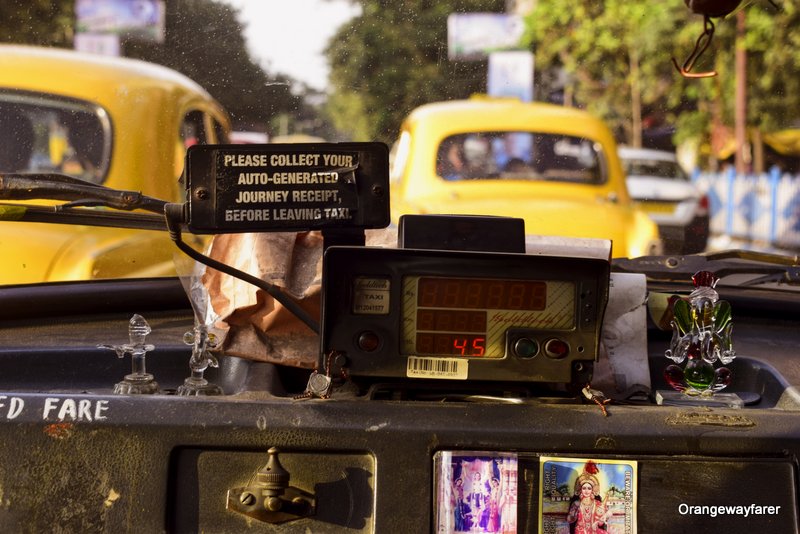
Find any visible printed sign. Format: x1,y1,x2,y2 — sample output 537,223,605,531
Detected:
539,456,638,534
434,451,519,534
184,143,390,233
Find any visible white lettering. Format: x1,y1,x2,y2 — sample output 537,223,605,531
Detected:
323,207,351,219
8,397,23,419
94,400,109,421
41,398,111,422
322,154,353,167
224,154,269,166
269,153,320,166
0,395,25,419
678,503,782,517
225,209,271,222
234,190,288,203
237,172,270,185
78,399,93,421
270,171,338,184
291,189,338,203
43,398,60,419
58,399,77,421
272,208,322,221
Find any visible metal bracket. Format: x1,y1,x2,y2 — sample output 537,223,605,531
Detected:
225,447,316,524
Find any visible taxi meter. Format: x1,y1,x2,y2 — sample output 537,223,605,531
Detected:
321,246,610,384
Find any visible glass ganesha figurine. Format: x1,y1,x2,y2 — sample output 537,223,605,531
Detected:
664,271,736,396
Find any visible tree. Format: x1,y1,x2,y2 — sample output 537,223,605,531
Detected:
0,0,302,132
124,0,300,130
526,0,691,147
671,2,800,161
325,0,505,143
526,0,800,163
0,1,74,47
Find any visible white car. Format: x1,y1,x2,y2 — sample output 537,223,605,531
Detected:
618,147,709,254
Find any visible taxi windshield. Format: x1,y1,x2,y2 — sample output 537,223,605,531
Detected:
436,132,604,184
0,0,798,287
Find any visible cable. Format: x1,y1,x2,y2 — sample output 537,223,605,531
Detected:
163,204,320,335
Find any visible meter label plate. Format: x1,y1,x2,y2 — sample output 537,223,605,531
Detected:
185,142,390,233
406,356,469,380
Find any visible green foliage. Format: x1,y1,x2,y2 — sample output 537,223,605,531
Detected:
123,0,300,130
325,0,505,143
527,0,800,153
0,0,74,46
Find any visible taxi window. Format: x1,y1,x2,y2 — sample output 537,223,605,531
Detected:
0,92,110,184
180,110,207,148
623,159,689,181
212,118,229,144
436,131,605,185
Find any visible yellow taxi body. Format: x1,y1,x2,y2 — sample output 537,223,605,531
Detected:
0,45,230,284
390,98,661,258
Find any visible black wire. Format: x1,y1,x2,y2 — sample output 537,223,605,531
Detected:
164,204,320,335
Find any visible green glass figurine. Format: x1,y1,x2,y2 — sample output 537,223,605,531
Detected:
664,271,735,395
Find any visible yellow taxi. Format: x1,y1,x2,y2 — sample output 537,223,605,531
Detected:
0,45,230,284
389,97,661,258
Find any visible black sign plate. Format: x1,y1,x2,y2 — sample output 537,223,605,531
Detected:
184,142,390,233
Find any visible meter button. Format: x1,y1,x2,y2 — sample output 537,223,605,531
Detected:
544,338,570,359
357,331,381,352
513,338,539,359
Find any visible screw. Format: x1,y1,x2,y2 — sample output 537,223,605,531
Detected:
371,184,384,197
239,492,256,506
194,187,210,201
266,496,282,512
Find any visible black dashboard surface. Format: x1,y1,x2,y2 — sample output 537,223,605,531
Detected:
0,277,798,533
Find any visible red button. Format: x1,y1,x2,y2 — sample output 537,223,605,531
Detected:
357,331,380,352
544,338,569,359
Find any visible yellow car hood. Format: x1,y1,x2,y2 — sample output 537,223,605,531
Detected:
397,183,635,254
0,221,176,285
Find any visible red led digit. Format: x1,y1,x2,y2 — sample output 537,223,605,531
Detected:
453,338,467,355
418,278,437,307
464,281,482,308
486,282,504,308
434,334,451,354
417,333,434,353
507,282,525,309
417,309,435,330
442,280,459,307
472,337,486,357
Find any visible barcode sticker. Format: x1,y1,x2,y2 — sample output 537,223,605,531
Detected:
406,356,468,380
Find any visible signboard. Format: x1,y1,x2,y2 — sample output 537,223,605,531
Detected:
447,13,525,60
488,50,534,102
76,0,165,43
184,143,390,234
74,33,121,57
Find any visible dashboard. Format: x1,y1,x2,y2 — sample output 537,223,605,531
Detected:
0,143,798,533
0,273,798,533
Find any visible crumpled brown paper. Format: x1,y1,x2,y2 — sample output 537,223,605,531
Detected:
203,229,395,368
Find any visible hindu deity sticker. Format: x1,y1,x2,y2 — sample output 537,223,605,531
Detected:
539,457,637,534
434,451,519,534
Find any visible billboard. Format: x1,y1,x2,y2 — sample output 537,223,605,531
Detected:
447,13,526,60
76,0,165,43
487,50,534,102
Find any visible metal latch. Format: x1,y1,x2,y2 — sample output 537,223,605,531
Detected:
226,447,316,524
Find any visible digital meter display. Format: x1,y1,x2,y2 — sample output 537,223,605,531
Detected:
401,275,575,359
321,246,609,384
